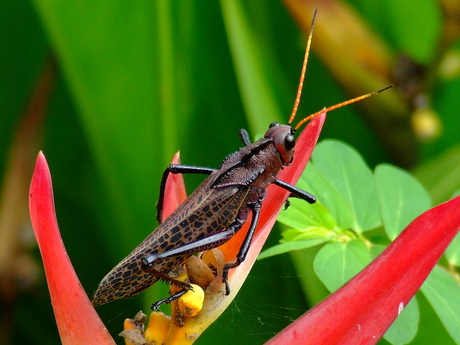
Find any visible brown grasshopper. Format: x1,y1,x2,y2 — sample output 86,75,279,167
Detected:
92,11,391,309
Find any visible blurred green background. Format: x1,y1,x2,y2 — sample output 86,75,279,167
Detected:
1,0,460,344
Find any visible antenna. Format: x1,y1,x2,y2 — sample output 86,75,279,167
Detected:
294,85,393,131
287,9,318,126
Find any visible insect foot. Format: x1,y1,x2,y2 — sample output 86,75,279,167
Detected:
145,248,224,311
120,249,226,344
150,288,189,311
177,284,205,318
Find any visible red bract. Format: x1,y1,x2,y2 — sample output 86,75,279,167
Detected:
29,152,115,345
266,194,460,345
160,152,187,221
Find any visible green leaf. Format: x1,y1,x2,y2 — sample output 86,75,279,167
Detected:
312,140,381,232
446,233,460,266
297,163,354,230
266,199,335,258
258,238,329,260
31,0,170,250
375,164,432,240
385,0,442,64
369,244,387,259
220,0,287,134
277,198,336,232
383,297,419,345
421,265,460,343
313,239,371,292
280,226,335,243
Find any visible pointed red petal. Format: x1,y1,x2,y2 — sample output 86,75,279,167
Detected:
29,152,115,345
266,195,460,345
160,152,187,221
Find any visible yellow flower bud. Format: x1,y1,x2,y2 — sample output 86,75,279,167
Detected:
177,284,205,317
121,318,138,345
144,312,171,344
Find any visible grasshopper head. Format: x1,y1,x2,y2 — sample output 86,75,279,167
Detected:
264,122,296,165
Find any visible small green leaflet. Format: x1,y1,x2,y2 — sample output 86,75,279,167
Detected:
313,239,371,292
375,164,431,240
312,140,381,233
421,265,460,344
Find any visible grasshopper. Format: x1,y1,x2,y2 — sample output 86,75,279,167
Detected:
92,11,391,309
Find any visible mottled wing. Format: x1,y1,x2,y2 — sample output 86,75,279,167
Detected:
92,174,249,306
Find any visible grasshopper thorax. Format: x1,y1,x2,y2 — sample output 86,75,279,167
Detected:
265,122,296,165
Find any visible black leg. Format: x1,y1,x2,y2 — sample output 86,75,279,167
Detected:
157,164,216,223
274,179,316,204
142,220,245,268
222,203,261,295
151,288,189,311
238,129,251,146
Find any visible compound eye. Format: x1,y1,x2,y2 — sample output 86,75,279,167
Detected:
284,134,295,151
269,122,280,128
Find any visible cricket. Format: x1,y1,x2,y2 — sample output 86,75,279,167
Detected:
92,10,391,310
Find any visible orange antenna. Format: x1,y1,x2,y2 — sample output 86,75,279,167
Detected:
287,9,318,126
294,85,393,131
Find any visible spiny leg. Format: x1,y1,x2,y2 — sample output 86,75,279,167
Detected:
140,263,193,310
221,182,315,294
222,203,261,295
151,288,189,311
141,220,246,303
141,226,241,267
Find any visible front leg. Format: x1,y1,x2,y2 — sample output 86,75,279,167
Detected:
274,178,316,204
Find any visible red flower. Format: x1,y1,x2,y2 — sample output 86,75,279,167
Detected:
29,152,115,345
